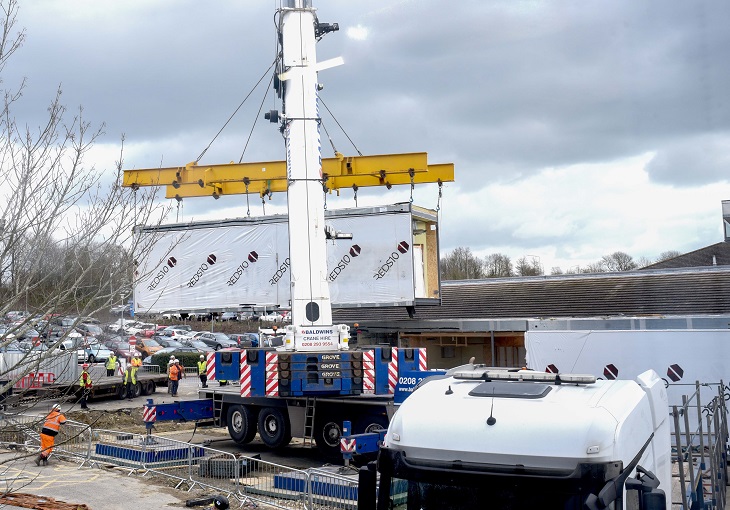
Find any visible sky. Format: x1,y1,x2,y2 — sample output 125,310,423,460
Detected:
5,0,730,274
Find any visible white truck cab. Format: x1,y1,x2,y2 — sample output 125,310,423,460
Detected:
374,367,671,510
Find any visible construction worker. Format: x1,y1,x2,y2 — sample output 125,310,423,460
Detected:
197,354,208,388
79,363,92,409
169,359,182,397
131,354,142,381
166,358,175,393
106,352,118,377
36,404,66,466
124,364,137,400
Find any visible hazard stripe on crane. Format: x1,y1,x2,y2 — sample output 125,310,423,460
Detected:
388,347,399,394
265,351,279,396
206,352,216,382
240,350,251,397
363,350,375,394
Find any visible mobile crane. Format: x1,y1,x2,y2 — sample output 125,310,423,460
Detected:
123,0,453,456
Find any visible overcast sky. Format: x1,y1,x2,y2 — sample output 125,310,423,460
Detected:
6,0,730,273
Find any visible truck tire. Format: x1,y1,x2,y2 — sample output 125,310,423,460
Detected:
314,415,343,459
354,413,389,435
142,380,155,396
257,407,291,449
116,384,126,400
227,405,258,444
133,381,143,398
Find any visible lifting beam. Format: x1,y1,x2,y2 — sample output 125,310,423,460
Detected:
122,152,454,199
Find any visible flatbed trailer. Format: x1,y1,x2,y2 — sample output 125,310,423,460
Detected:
2,371,168,407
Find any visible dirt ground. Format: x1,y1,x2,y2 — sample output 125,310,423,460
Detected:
66,407,199,434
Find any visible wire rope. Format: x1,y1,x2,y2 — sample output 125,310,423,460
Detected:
195,58,279,164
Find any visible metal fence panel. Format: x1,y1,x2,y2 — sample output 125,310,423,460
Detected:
0,412,356,509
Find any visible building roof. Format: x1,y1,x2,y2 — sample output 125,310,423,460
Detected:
332,266,730,326
642,242,730,270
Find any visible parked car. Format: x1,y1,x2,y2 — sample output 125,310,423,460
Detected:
107,341,142,361
126,322,156,336
197,332,237,350
4,311,29,322
110,304,131,314
76,323,104,338
157,338,186,349
184,339,215,353
80,341,114,363
142,346,200,365
220,312,238,321
229,332,259,348
106,318,132,333
260,312,285,323
135,337,163,357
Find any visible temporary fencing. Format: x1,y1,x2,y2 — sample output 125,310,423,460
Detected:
0,409,359,509
671,381,729,510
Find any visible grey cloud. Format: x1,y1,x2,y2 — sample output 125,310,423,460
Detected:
645,134,730,185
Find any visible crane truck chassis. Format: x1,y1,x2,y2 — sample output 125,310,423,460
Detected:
153,347,431,457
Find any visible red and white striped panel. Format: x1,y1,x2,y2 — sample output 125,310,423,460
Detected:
142,405,157,423
418,348,428,371
206,352,216,382
265,351,279,397
240,350,251,397
363,350,375,394
388,347,399,394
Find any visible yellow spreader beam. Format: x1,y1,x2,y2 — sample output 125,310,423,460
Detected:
122,152,454,199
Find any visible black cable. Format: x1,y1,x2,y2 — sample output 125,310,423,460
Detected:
238,70,276,164
319,96,363,156
195,58,279,164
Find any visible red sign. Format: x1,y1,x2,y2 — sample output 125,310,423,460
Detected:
129,335,137,349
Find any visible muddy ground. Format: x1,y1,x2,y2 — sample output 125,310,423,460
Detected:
66,407,200,434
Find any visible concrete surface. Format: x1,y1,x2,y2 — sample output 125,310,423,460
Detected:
0,451,189,509
0,375,230,509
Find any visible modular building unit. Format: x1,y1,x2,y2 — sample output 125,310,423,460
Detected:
133,203,440,316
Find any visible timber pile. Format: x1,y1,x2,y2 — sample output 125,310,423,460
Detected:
0,492,90,510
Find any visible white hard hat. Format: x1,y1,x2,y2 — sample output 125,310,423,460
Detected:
168,359,174,365
200,354,204,359
52,404,61,411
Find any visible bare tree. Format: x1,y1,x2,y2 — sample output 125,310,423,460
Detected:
601,251,637,272
515,256,543,277
440,247,486,280
0,0,168,418
656,250,681,263
582,261,607,273
484,253,513,278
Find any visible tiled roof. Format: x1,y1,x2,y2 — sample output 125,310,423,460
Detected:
332,267,730,324
642,242,730,269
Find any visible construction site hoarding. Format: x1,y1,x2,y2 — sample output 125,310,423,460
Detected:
524,329,730,435
133,203,440,315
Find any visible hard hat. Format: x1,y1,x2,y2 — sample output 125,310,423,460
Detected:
82,363,89,369
175,359,180,363
168,359,174,365
200,354,204,359
213,496,230,510
51,403,61,411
